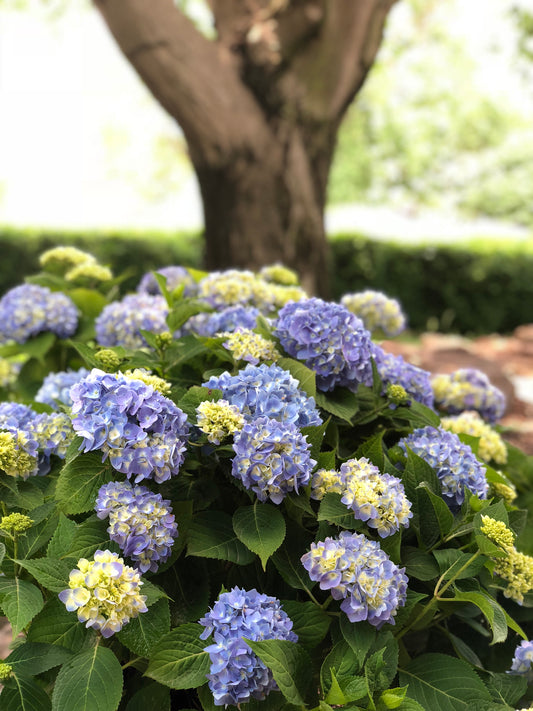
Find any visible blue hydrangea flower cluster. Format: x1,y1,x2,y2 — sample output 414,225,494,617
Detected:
373,348,434,408
232,416,315,504
137,266,197,297
0,284,78,344
95,294,169,349
509,640,533,683
301,530,408,627
399,426,488,508
341,290,406,337
431,368,506,423
199,587,297,706
0,402,38,430
70,369,189,484
35,368,90,410
182,305,260,338
205,363,322,427
274,298,374,391
95,480,178,573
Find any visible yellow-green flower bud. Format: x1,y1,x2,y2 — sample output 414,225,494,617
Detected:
196,400,245,444
0,662,13,681
155,332,173,350
95,349,122,372
0,512,34,534
480,515,515,550
39,246,97,272
490,482,517,505
387,384,409,406
65,263,113,283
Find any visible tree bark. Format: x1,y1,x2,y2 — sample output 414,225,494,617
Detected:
94,0,397,295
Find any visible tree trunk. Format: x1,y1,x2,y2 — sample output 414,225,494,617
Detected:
94,0,397,296
195,123,333,296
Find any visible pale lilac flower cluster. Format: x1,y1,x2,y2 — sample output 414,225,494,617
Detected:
199,587,297,706
58,549,147,638
182,305,260,338
341,290,406,337
35,368,90,410
0,284,78,343
95,480,178,573
339,458,412,537
274,298,374,391
432,368,506,423
137,266,197,297
509,640,533,683
95,294,169,349
32,412,75,460
70,369,189,484
204,363,322,427
373,348,434,408
399,426,488,508
301,531,408,627
232,416,314,504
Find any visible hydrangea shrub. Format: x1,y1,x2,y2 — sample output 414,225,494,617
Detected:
0,250,532,710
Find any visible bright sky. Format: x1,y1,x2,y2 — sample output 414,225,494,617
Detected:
0,0,528,232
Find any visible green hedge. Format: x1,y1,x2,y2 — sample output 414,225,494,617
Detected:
1,226,531,334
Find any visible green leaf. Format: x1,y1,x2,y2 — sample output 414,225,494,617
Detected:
380,687,408,709
280,601,331,649
402,547,439,581
473,500,508,533
341,676,368,703
432,549,487,581
0,542,5,569
15,558,73,593
318,493,359,529
315,389,359,423
340,617,377,668
325,670,347,705
63,515,117,560
0,578,43,636
145,623,210,690
6,641,72,676
18,331,56,362
245,638,311,706
272,536,317,592
395,700,426,711
27,597,94,652
167,300,207,331
316,450,336,471
417,485,454,547
356,431,385,470
390,401,440,428
68,288,107,319
277,357,317,398
178,386,223,419
1,675,52,711
68,341,102,369
52,646,123,711
162,557,210,625
125,682,171,711
449,591,508,644
188,511,255,565
486,671,527,705
56,452,114,514
17,503,58,559
399,653,491,710
321,641,359,693
232,502,286,569
117,599,170,657
401,450,441,501
48,514,78,558
301,420,329,462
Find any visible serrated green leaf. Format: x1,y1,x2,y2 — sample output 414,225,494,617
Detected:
401,449,441,503
118,599,170,657
432,549,487,580
399,653,491,710
145,623,210,690
178,385,223,419
486,671,527,705
232,502,286,569
63,515,116,560
340,617,377,668
56,452,114,514
277,357,316,398
1,675,52,711
280,600,330,649
449,591,508,644
325,670,347,705
6,641,72,676
272,543,317,592
402,547,439,581
321,641,359,694
246,638,311,706
315,389,359,423
390,401,440,428
167,301,207,332
301,419,329,462
27,597,94,652
417,485,454,547
380,687,407,709
161,557,210,625
188,511,255,565
52,646,123,711
48,514,78,558
15,557,73,593
356,431,385,470
317,493,360,529
0,578,43,636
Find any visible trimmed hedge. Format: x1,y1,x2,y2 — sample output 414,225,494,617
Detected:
0,226,531,334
